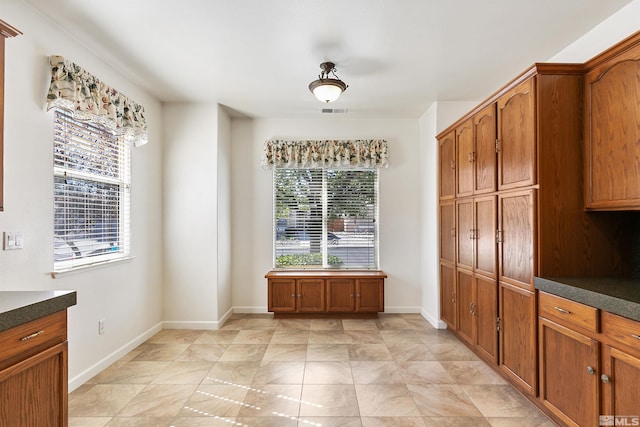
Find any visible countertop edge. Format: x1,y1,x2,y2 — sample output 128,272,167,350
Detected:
0,291,77,333
534,277,640,322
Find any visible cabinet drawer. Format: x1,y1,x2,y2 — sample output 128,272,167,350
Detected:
602,311,640,355
0,311,67,369
538,292,598,332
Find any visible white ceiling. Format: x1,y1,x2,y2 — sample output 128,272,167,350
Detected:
24,0,633,119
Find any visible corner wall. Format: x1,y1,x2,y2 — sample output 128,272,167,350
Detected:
1,0,164,391
230,118,423,314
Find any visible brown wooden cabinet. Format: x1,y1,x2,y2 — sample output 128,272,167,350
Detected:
0,311,68,427
455,118,474,198
499,283,537,395
498,189,535,290
601,311,640,419
439,129,456,200
473,104,497,194
266,271,385,316
584,32,640,210
439,201,455,264
538,292,600,427
439,263,456,330
497,78,536,191
537,292,640,426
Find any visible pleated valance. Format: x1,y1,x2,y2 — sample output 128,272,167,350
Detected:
46,55,148,146
262,139,389,169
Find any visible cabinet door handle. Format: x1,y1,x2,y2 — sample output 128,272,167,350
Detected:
291,294,296,297
586,366,595,375
601,374,610,384
451,292,456,303
450,160,455,170
20,330,45,341
450,227,456,237
631,334,640,341
554,306,572,315
468,152,475,163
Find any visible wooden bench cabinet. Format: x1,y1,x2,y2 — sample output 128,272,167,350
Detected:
266,270,386,316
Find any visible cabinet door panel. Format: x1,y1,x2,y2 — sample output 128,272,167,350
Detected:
475,196,497,278
474,103,497,194
538,318,599,426
439,130,456,200
0,342,67,427
440,201,456,263
326,279,355,312
440,263,457,329
602,346,640,417
298,279,326,312
456,119,474,198
499,283,537,395
456,269,475,346
475,275,498,364
456,199,474,269
499,190,535,289
586,59,640,208
268,279,297,312
357,279,384,312
498,78,536,190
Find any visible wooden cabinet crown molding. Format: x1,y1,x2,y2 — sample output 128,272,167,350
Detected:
0,20,22,38
584,29,640,72
436,63,583,140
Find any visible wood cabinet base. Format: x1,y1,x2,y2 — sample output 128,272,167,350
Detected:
266,270,386,316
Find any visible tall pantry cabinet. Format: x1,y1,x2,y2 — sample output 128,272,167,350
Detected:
438,63,625,397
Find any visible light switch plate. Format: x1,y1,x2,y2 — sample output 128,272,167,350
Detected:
3,232,23,250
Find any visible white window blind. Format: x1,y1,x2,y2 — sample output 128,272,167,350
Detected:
274,168,378,269
53,109,131,270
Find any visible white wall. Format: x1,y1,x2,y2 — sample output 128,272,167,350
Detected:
162,103,221,327
0,0,164,391
230,118,423,313
217,106,232,320
548,0,640,62
418,101,478,328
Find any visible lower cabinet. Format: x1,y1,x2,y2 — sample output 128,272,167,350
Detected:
457,269,498,364
601,311,640,419
440,263,457,329
266,271,385,315
499,282,537,396
538,317,599,426
538,292,640,426
0,311,69,427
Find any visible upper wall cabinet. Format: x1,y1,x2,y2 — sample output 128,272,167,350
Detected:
584,32,640,210
497,78,536,191
439,129,456,200
0,20,22,212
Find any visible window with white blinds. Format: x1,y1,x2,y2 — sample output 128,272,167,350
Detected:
273,168,378,269
53,109,130,270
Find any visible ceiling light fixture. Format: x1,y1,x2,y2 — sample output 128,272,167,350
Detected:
308,61,348,103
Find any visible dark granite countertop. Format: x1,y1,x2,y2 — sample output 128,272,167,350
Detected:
0,290,77,333
534,277,640,322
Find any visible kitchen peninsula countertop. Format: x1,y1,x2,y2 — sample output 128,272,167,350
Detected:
0,290,77,332
534,277,640,321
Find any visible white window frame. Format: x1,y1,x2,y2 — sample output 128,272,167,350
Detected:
272,167,379,270
52,109,131,273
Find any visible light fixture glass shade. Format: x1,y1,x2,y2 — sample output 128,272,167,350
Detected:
309,79,346,103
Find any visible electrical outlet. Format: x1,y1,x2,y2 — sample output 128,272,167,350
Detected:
98,319,106,335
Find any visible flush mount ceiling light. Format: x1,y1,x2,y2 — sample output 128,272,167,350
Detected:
308,61,348,103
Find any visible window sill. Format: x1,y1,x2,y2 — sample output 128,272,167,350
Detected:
51,256,135,279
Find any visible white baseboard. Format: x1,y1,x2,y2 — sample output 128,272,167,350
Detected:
421,308,448,329
233,306,269,314
68,321,163,392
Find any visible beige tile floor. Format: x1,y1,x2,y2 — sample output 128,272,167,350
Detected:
69,314,556,427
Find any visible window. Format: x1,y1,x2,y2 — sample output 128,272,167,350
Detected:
273,168,378,269
53,109,130,270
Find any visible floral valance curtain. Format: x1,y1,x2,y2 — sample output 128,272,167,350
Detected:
46,55,148,146
262,139,389,169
